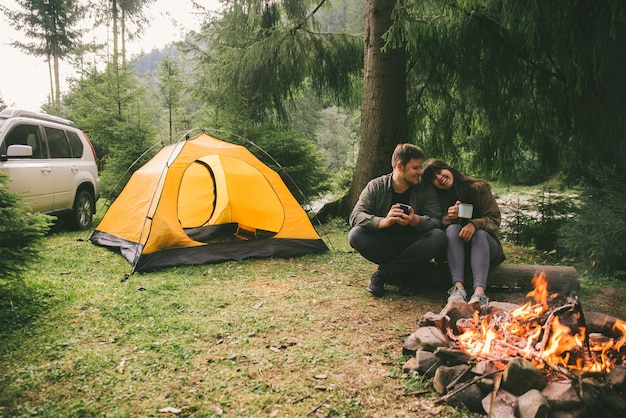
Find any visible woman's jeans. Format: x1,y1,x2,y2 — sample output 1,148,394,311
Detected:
446,223,499,289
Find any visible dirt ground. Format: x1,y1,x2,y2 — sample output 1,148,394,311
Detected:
577,286,626,320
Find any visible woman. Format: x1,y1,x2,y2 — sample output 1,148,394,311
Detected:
422,159,505,310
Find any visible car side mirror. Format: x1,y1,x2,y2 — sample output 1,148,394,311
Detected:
6,144,33,158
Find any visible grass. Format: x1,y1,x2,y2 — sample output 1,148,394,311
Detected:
0,219,622,417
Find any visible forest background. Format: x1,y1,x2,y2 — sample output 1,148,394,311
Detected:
1,0,626,281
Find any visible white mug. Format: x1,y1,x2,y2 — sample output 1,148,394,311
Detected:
457,203,473,219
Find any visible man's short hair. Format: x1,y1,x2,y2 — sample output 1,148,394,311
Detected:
391,143,424,168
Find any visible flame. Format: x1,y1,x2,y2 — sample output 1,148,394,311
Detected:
527,271,550,311
452,272,626,375
614,319,626,351
541,317,585,366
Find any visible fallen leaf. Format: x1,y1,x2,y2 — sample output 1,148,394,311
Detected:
213,404,224,415
116,358,126,374
158,406,181,414
269,409,280,417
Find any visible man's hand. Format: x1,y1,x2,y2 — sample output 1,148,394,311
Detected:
379,204,417,228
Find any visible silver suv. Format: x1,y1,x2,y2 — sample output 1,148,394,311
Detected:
0,108,101,230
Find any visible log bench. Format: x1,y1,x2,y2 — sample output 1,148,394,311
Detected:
420,263,580,294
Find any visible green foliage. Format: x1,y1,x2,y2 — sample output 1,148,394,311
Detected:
184,0,363,124
502,189,576,253
244,126,331,203
65,63,158,198
154,51,196,140
0,173,52,283
289,92,360,187
316,0,365,34
559,164,626,279
389,0,626,184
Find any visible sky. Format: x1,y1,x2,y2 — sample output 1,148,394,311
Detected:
0,0,222,111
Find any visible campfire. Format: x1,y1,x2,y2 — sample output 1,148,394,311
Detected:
403,272,626,417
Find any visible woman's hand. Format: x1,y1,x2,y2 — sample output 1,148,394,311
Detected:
447,200,462,220
459,222,476,242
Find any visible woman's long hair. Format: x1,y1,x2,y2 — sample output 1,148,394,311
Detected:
422,159,485,203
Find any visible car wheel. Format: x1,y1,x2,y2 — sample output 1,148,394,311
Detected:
70,189,94,230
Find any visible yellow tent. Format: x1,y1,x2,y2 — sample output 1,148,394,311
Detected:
90,133,328,272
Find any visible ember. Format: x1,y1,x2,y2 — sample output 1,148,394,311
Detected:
403,271,626,417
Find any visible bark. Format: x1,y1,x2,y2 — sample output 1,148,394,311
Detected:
420,263,580,293
53,54,61,107
47,56,54,107
346,0,407,212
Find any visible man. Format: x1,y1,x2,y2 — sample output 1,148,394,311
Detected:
348,143,446,296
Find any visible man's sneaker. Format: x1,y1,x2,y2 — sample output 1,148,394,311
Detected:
469,292,489,311
447,285,467,304
367,270,386,297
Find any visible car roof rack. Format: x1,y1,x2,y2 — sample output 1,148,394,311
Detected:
0,108,76,127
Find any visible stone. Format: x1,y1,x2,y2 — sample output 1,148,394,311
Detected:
433,346,472,366
482,389,518,418
414,350,442,378
409,326,449,352
503,357,546,396
418,311,449,331
402,332,423,356
472,359,505,375
446,380,486,413
402,356,419,373
541,380,584,411
518,389,550,418
601,389,626,416
607,363,626,391
433,364,471,395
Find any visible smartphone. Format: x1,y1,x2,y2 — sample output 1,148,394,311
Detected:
397,203,411,215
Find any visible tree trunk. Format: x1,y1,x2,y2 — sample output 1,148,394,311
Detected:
53,53,61,109
346,0,407,212
112,0,119,71
47,55,54,107
419,263,580,294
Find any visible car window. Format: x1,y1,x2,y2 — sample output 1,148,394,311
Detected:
66,131,84,158
45,127,72,158
1,123,46,158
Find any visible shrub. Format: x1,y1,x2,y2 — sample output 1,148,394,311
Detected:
559,164,626,280
243,127,331,203
501,188,576,252
0,173,53,284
